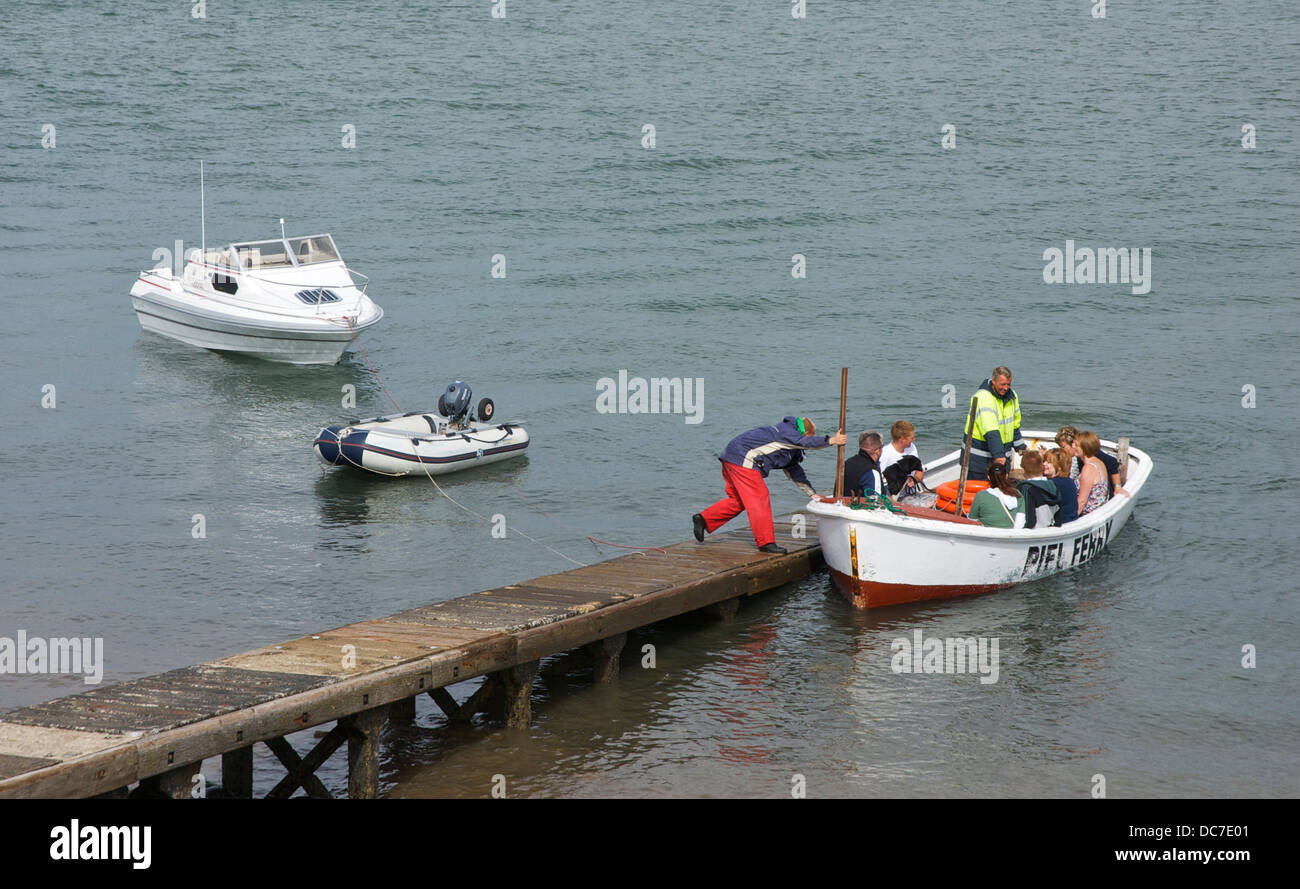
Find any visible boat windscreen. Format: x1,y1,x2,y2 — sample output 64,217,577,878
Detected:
288,235,340,265
235,240,295,270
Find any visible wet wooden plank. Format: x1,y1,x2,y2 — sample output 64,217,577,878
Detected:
0,745,139,799
473,588,620,610
0,722,138,761
514,550,820,663
399,597,579,631
0,666,328,734
0,753,59,781
216,622,499,677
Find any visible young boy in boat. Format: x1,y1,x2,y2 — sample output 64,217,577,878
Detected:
693,417,846,554
1016,450,1061,528
878,420,925,497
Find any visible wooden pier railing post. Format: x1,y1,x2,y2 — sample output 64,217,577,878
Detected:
587,633,627,683
222,746,254,799
346,706,388,800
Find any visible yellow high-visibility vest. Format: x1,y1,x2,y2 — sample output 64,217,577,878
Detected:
966,389,1022,458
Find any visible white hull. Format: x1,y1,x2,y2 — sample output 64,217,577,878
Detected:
131,291,377,365
807,432,1152,608
315,412,530,477
129,232,383,365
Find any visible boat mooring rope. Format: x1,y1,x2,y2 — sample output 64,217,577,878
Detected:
339,322,591,567
848,492,906,514
346,318,404,414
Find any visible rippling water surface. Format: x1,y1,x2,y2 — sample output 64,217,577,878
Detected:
0,0,1296,797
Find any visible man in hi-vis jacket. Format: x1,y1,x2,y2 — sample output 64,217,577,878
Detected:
692,416,846,554
966,365,1026,481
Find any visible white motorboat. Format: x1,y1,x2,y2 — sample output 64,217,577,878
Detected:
129,231,383,365
315,381,530,476
806,432,1152,609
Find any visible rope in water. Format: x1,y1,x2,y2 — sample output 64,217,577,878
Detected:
340,323,590,567
346,319,403,413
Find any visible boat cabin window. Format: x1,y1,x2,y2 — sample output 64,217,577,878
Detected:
288,235,339,265
295,288,342,305
235,240,295,270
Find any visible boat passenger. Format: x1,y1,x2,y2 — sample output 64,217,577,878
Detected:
693,417,846,554
1044,448,1079,525
1017,451,1061,529
967,462,1025,529
963,366,1026,481
1076,432,1110,517
1058,426,1125,497
879,420,925,496
842,431,886,497
1079,430,1129,499
1055,426,1083,480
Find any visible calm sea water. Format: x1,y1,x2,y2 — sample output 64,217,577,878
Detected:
1,0,1296,797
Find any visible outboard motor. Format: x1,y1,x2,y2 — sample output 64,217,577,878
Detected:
439,380,473,423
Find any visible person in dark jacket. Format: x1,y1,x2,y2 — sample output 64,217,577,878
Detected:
1044,448,1078,525
842,431,885,497
1017,450,1061,529
693,416,845,553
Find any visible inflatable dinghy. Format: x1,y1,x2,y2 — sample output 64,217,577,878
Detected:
314,380,529,477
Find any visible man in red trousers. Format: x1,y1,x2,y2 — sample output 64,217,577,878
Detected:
693,416,846,553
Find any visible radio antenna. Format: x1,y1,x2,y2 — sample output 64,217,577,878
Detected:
200,160,206,262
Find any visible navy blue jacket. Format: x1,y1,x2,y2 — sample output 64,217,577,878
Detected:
720,417,831,494
1051,477,1079,525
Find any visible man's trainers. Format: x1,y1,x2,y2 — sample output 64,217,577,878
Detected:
692,514,706,543
758,543,788,554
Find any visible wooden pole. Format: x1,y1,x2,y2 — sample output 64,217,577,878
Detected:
833,367,848,499
1116,436,1130,486
954,395,979,517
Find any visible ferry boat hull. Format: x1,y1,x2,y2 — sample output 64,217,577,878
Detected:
807,432,1151,609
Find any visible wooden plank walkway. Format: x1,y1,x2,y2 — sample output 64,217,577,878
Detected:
0,515,820,798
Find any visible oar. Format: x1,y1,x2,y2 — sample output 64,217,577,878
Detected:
954,395,978,516
833,367,847,499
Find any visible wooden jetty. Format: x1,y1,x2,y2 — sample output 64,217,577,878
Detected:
0,516,820,799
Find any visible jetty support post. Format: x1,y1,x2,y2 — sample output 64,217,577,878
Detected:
222,746,254,799
132,760,202,799
709,597,740,622
389,695,417,724
346,705,388,800
498,661,539,728
586,633,627,683
1117,436,1130,486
